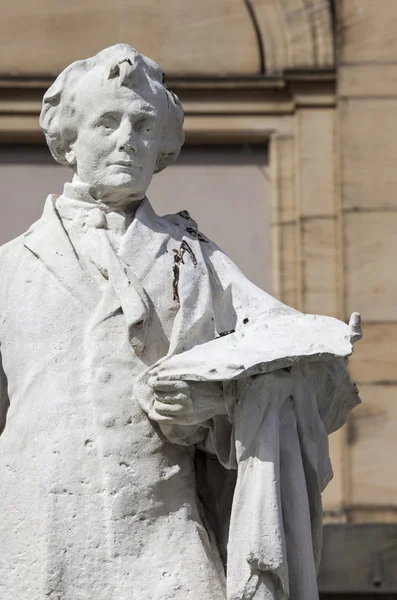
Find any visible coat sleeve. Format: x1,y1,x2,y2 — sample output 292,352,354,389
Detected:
0,347,10,435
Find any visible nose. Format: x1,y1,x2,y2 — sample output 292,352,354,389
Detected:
118,121,137,153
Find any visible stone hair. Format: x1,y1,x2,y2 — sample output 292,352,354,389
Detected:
40,44,185,173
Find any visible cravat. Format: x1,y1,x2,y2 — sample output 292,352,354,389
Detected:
84,207,150,355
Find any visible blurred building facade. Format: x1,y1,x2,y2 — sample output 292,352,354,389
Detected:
1,0,397,596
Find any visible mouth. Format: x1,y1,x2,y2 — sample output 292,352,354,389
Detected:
111,161,142,169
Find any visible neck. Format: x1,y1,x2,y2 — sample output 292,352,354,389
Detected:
67,179,144,217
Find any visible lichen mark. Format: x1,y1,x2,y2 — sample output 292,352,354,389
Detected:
172,239,197,303
180,239,197,266
185,226,209,243
164,84,170,108
173,240,197,267
172,263,180,303
177,209,191,219
217,329,235,338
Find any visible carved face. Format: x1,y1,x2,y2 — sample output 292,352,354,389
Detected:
67,82,163,206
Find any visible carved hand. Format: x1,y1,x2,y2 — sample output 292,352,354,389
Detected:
147,378,226,425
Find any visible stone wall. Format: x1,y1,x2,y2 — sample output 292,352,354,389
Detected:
333,0,397,522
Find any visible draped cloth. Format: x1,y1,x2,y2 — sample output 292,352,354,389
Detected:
137,309,361,600
225,361,359,600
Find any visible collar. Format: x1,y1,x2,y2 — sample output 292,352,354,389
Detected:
57,182,140,236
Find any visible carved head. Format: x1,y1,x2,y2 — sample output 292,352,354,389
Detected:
40,44,185,203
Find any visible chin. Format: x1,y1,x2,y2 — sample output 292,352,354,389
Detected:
104,172,139,186
102,175,145,194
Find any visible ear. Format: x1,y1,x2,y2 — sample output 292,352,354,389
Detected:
64,143,77,166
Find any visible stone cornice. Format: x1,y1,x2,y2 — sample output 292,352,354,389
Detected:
0,71,335,144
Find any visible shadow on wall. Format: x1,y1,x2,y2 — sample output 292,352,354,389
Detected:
0,144,271,291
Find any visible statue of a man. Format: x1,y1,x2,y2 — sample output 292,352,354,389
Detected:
0,45,361,600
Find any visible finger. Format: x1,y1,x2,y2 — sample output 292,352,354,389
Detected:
150,404,193,424
149,407,174,423
150,379,189,392
154,392,189,405
149,410,189,425
152,401,190,415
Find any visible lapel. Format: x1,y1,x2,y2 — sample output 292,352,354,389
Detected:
123,199,216,356
23,195,175,355
23,195,166,301
120,197,172,280
23,195,97,309
24,195,214,357
129,200,216,356
168,236,215,356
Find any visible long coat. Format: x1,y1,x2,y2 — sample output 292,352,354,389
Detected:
0,195,358,600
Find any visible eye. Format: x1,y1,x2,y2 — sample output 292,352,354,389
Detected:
94,114,119,132
135,118,155,134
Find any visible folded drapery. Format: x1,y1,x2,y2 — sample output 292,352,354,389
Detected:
136,314,361,600
227,362,358,600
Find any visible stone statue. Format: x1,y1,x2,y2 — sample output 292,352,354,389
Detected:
0,44,361,600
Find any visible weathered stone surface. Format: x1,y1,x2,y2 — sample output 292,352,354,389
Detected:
301,217,338,317
0,0,261,76
345,212,397,321
338,0,397,63
335,0,397,524
349,385,397,507
349,323,397,385
339,64,397,98
340,99,397,211
296,108,336,217
322,428,346,514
